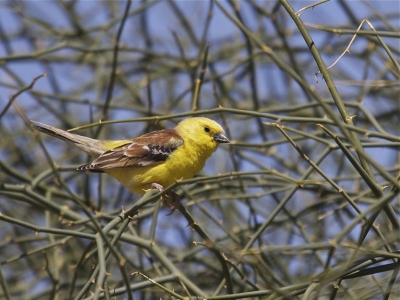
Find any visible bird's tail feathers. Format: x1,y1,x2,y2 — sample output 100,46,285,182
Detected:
31,120,105,158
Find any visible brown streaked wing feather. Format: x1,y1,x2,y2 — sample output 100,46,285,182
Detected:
77,129,183,171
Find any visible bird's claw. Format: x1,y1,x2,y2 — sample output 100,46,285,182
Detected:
162,191,181,216
150,183,181,215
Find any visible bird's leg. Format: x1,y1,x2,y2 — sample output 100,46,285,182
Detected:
149,183,164,204
150,183,181,215
150,183,165,193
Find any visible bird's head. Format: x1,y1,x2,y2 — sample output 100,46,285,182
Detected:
175,117,229,153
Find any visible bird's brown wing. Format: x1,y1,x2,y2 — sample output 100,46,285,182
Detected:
77,129,183,172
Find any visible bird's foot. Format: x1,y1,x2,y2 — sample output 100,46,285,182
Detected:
162,191,181,216
150,183,181,215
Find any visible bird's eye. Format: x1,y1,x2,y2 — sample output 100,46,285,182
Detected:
204,126,210,133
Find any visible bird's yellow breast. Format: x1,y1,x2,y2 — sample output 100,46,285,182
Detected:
106,140,217,194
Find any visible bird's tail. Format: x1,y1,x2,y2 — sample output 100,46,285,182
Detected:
31,121,106,158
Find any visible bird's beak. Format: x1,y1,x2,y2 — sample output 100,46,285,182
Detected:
214,133,230,143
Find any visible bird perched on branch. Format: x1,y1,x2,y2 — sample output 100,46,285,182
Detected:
31,117,229,213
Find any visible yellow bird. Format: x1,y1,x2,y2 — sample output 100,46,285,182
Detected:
32,117,229,212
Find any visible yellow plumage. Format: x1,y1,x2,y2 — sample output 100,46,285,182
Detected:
32,117,229,195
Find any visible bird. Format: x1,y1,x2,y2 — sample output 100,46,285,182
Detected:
31,117,229,213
